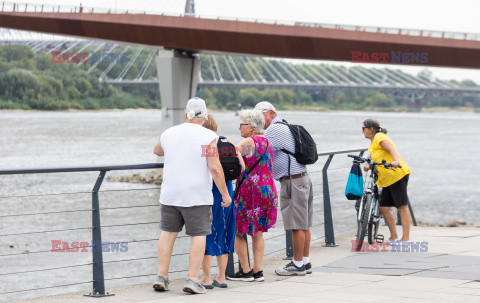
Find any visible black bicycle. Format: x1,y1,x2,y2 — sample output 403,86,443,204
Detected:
347,155,400,251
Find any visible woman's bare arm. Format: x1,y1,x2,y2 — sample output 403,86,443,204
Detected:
380,140,400,167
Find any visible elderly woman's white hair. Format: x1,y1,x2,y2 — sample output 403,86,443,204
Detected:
238,109,265,134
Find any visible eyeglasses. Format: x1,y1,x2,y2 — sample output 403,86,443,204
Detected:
362,126,366,131
240,123,249,127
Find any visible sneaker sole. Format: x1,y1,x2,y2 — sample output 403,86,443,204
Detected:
275,271,306,276
226,277,254,282
254,277,265,282
306,270,313,274
153,284,167,292
183,286,206,294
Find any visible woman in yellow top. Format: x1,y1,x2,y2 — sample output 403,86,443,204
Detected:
362,118,412,242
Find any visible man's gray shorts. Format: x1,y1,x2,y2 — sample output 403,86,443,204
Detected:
279,174,313,231
160,204,212,236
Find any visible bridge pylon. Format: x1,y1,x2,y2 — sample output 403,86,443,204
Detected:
156,48,200,135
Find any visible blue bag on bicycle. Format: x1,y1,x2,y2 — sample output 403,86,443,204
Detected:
345,163,363,200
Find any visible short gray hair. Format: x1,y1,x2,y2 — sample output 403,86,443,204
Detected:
238,109,265,134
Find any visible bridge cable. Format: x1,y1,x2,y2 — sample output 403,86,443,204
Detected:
98,45,131,80
255,57,279,82
136,49,157,80
211,55,224,82
263,59,288,82
238,56,258,81
304,64,331,84
347,67,372,85
315,65,344,84
84,42,109,68
245,57,266,82
206,55,218,81
273,61,299,82
220,55,238,81
357,67,384,85
116,48,143,80
227,56,245,82
325,65,352,84
287,62,311,83
296,64,324,84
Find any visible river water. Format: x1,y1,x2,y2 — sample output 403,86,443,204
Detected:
1,110,479,301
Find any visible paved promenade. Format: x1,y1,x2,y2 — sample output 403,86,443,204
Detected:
17,226,480,303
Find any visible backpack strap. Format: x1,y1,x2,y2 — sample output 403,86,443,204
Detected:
274,120,294,175
234,139,269,201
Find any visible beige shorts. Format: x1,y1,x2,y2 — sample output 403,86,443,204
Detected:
160,204,212,236
279,174,313,231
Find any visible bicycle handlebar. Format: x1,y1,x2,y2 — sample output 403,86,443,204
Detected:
347,154,402,169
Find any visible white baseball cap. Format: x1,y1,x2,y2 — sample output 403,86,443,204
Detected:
254,101,277,113
185,97,208,120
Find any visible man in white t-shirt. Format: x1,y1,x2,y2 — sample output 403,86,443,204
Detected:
152,97,232,294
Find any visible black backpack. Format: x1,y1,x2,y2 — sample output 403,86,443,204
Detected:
275,120,318,165
217,136,242,181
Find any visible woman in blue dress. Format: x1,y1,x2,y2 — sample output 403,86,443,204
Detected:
200,115,244,288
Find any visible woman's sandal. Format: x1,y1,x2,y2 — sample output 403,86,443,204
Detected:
213,279,228,288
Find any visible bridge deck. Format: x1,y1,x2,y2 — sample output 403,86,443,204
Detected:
2,12,480,69
16,226,480,303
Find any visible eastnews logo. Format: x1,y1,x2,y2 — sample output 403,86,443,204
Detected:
51,51,129,64
201,145,255,157
351,240,429,252
351,51,429,64
51,240,128,252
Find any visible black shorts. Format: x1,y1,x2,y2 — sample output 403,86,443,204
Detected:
379,174,410,208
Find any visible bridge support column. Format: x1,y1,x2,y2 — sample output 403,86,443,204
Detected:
156,48,200,134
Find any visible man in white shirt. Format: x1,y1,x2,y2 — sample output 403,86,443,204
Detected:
153,98,232,294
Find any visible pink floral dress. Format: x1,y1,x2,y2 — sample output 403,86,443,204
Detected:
235,136,278,235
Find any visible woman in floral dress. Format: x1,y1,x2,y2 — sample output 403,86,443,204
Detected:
226,109,277,282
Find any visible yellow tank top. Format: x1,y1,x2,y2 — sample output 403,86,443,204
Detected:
368,133,411,188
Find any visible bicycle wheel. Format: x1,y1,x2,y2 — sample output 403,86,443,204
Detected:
356,193,372,251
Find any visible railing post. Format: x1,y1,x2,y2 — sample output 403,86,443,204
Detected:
226,253,235,277
322,155,338,247
408,201,417,226
283,230,293,260
84,171,114,298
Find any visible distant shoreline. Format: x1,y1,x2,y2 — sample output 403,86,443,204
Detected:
1,107,479,114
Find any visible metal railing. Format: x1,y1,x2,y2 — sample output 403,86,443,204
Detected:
0,148,367,300
0,163,163,299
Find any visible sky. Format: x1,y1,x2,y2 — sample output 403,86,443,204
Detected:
6,0,480,83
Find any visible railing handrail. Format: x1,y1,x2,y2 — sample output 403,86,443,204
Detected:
0,148,367,175
0,163,163,175
317,148,367,157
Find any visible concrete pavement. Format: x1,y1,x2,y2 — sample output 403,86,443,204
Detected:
16,225,480,303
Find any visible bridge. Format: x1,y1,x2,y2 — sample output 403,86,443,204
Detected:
1,0,480,130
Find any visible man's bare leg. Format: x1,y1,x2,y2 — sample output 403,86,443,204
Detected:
303,229,311,258
188,235,207,281
157,231,178,277
292,230,305,262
